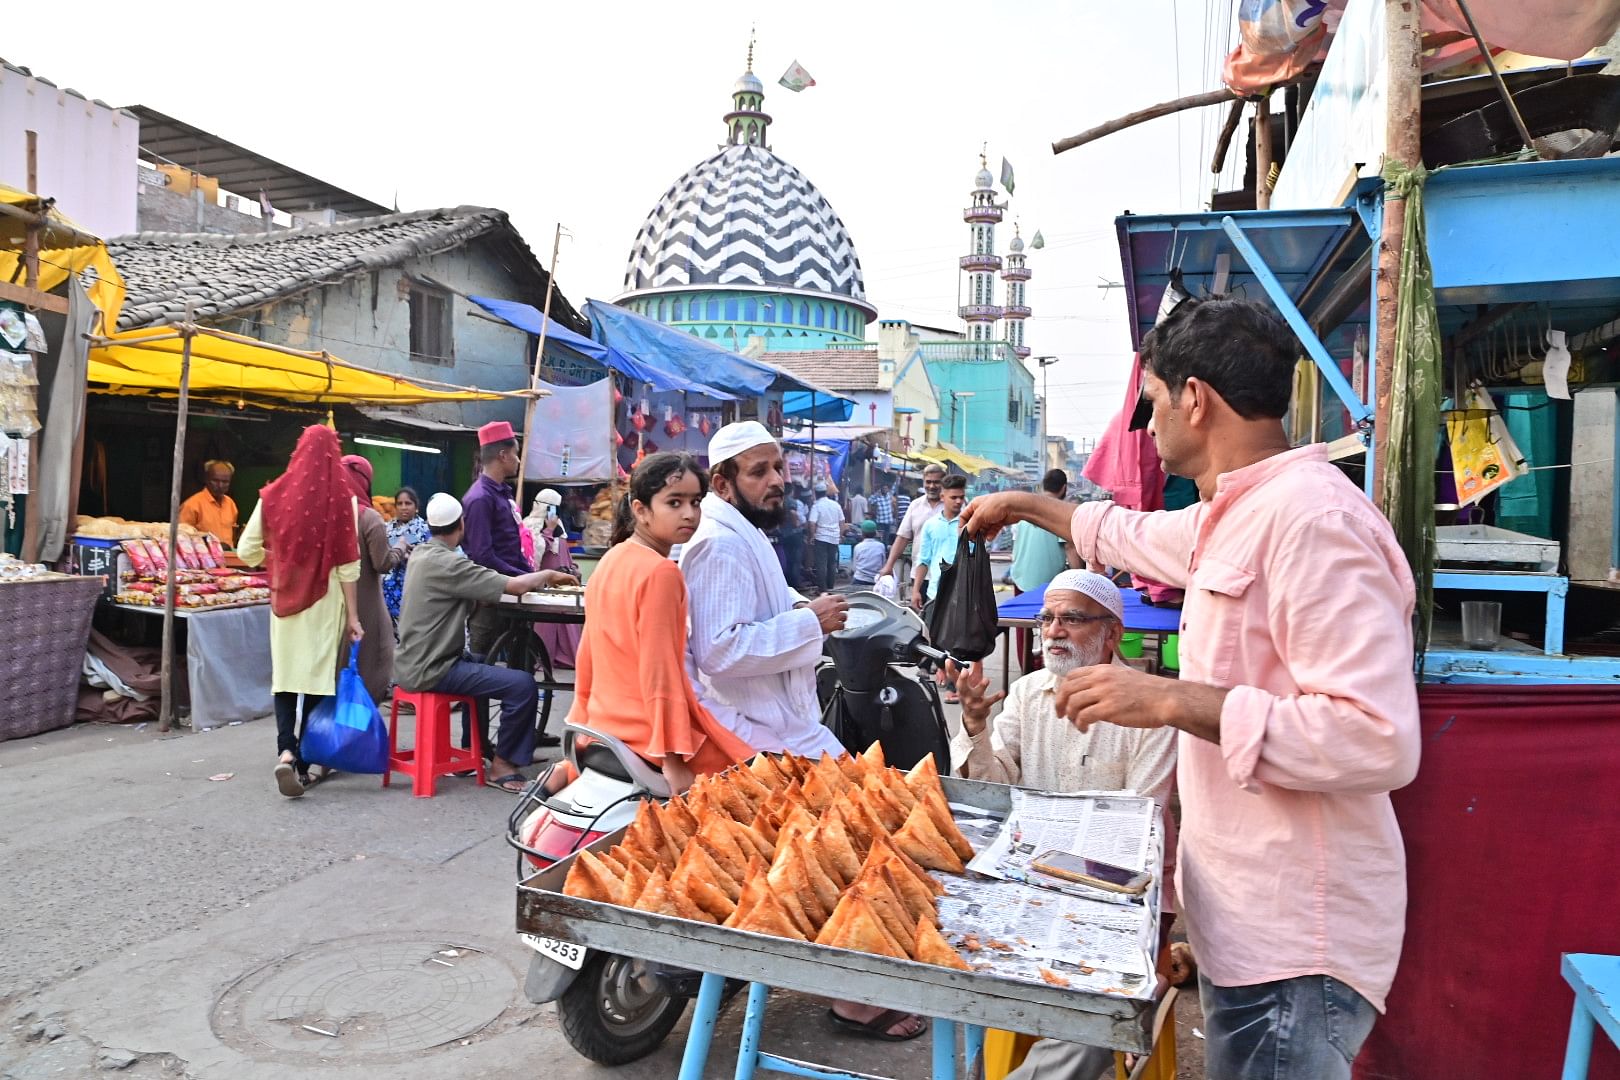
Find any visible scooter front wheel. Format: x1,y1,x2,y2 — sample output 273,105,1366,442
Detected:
557,951,686,1065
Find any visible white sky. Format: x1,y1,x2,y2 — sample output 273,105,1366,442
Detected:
12,0,1238,443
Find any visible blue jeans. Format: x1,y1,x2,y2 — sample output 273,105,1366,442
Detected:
433,659,536,768
1199,974,1378,1080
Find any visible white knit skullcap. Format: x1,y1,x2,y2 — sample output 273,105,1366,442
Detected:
425,492,464,527
1045,569,1125,622
707,421,777,466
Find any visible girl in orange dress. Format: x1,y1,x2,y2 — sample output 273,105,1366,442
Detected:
565,453,753,790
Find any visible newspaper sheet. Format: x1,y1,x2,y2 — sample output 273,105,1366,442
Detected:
945,795,1162,1001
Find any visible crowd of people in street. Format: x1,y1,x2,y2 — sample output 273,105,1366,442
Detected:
210,297,1420,1076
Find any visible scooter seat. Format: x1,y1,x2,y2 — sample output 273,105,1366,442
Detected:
576,742,634,783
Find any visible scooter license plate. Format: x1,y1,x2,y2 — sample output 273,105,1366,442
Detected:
521,933,587,970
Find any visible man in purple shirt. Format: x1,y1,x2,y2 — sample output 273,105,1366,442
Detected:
460,420,557,746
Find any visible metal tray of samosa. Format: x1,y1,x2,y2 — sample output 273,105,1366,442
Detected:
515,774,1156,1051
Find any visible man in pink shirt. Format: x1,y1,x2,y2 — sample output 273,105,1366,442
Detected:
964,297,1420,1080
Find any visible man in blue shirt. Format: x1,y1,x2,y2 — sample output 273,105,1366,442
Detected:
909,473,967,611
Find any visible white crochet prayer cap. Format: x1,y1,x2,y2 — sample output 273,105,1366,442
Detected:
707,421,777,466
1045,569,1125,622
425,492,464,527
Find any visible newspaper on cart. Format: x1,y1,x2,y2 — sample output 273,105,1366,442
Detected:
948,790,1162,1000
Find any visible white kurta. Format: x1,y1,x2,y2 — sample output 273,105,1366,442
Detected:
679,494,846,759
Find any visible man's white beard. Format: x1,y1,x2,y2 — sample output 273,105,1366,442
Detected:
1042,640,1109,678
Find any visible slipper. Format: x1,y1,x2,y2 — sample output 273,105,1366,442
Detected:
274,762,305,798
489,772,528,794
536,733,562,749
826,1008,928,1042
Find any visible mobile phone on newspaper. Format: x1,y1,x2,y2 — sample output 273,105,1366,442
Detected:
1031,850,1152,895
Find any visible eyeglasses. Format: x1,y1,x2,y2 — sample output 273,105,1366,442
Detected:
1035,613,1116,629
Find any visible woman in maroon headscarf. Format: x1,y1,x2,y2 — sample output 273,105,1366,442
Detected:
238,425,363,798
340,454,405,705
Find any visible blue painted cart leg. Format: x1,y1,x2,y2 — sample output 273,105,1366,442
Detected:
963,1024,985,1073
1546,578,1568,655
932,1017,958,1080
1561,1000,1595,1080
678,972,727,1080
734,982,770,1080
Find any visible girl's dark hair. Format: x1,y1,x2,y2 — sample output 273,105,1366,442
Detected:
610,452,708,546
395,486,420,506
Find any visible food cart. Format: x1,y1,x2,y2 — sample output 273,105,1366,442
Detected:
516,773,1166,1080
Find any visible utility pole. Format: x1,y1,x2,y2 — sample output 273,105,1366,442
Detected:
952,391,976,455
517,223,564,508
1034,355,1059,474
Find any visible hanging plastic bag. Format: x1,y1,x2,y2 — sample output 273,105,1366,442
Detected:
1445,384,1526,508
926,529,998,661
300,644,389,773
873,573,899,601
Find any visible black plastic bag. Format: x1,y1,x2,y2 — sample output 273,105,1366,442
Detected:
925,528,998,661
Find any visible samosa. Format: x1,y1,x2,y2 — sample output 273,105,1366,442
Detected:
914,915,972,970
816,895,907,959
562,850,621,904
733,889,808,941
891,801,967,874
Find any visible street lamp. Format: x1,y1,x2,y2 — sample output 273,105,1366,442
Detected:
1034,356,1060,472
951,391,976,454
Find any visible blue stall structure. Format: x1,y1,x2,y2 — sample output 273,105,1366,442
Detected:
1112,156,1620,685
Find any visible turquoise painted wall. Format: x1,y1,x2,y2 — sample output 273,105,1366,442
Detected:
924,356,1040,468
621,289,869,351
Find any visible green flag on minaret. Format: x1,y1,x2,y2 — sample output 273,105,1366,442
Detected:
1030,230,1045,250
999,157,1015,195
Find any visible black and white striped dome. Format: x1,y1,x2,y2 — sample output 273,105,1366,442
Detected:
620,144,873,314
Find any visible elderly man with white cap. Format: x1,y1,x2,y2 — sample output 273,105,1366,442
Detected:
951,568,1177,799
394,492,577,792
953,568,1181,1080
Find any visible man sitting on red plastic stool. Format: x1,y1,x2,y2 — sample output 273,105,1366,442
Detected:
393,493,576,793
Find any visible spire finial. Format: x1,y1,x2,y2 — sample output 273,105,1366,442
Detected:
747,25,756,71
981,142,988,168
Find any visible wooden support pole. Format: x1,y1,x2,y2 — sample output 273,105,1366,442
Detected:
1254,96,1274,210
517,224,563,508
1372,0,1424,499
1211,97,1246,175
1052,88,1236,155
20,132,42,563
159,310,196,732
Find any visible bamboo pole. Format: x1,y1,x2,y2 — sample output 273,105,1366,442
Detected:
1211,97,1246,174
1372,0,1424,498
517,224,563,507
159,309,196,732
1052,88,1235,155
1254,95,1274,210
20,131,42,563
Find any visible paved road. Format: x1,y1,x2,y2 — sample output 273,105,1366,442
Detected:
0,705,942,1079
0,632,1205,1079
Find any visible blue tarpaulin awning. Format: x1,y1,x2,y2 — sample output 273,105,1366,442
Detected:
585,300,854,419
469,295,736,399
782,390,854,423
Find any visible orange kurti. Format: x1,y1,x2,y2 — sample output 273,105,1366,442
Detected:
567,541,753,777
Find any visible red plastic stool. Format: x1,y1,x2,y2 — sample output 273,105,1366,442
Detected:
385,691,485,797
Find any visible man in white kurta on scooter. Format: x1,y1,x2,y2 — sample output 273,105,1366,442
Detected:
679,421,929,1042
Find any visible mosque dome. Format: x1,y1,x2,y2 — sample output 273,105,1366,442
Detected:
974,165,995,190
1009,232,1025,253
618,68,875,319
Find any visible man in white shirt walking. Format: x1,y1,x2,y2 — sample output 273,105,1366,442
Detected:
877,463,945,584
808,482,845,592
847,487,868,530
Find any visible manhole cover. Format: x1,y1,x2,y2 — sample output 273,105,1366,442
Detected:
212,934,519,1062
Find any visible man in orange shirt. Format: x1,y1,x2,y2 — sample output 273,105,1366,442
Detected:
177,460,239,543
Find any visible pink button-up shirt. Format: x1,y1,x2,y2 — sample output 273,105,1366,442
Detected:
1071,443,1420,1011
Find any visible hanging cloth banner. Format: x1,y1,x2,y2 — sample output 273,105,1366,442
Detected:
525,377,614,482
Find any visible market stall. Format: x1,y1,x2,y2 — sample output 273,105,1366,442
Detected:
516,753,1168,1079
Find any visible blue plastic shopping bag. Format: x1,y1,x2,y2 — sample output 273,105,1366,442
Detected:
300,644,388,774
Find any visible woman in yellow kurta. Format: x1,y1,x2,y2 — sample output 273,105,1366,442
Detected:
237,425,363,798
566,452,751,791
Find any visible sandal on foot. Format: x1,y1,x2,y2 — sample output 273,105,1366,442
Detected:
274,762,305,798
489,772,528,793
826,1008,928,1042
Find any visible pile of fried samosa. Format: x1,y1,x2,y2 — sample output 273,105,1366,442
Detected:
562,744,973,969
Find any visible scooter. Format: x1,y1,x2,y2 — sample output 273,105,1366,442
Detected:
509,592,953,1066
508,725,692,1066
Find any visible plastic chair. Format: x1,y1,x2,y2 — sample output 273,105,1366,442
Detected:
1561,953,1620,1079
384,690,483,797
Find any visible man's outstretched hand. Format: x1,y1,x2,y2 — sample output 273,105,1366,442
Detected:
957,492,1024,540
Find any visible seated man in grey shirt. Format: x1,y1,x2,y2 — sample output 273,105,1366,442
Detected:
394,493,575,792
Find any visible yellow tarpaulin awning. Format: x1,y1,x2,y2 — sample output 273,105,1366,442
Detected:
934,441,1005,475
0,184,126,327
90,325,522,406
